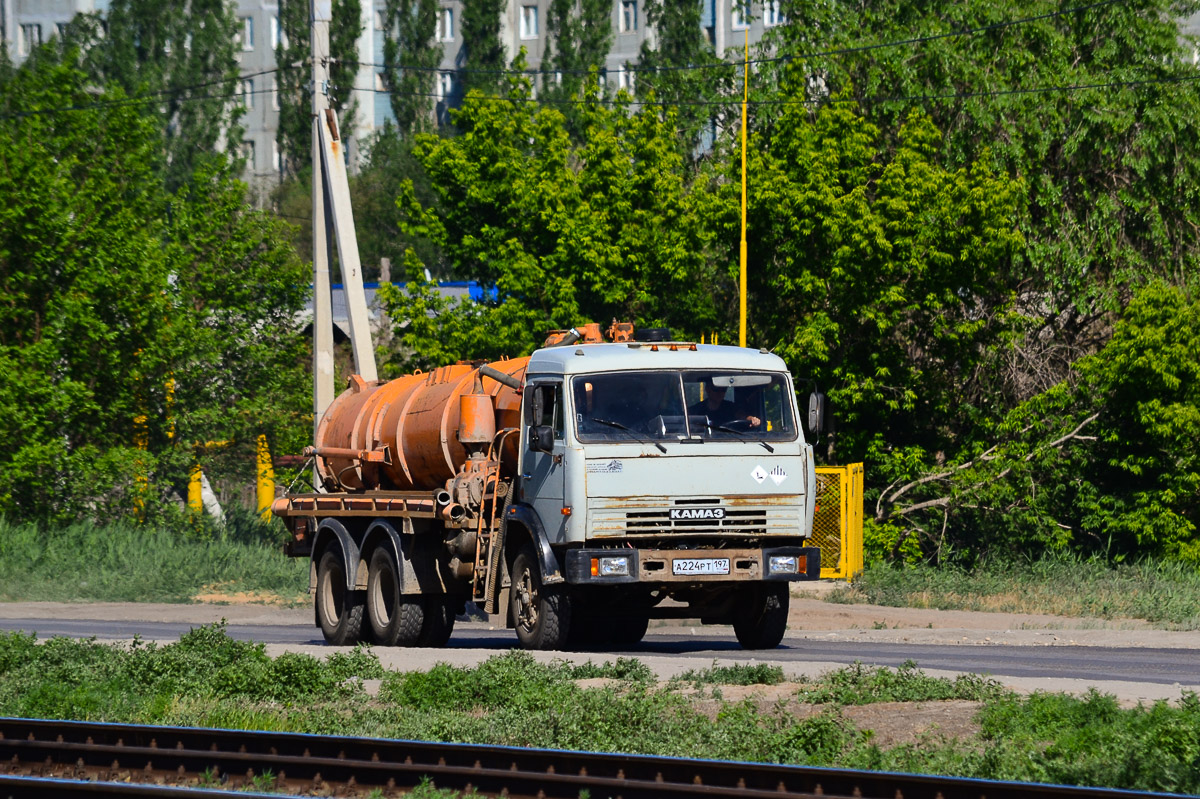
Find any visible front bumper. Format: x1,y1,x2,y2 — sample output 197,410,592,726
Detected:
564,546,820,585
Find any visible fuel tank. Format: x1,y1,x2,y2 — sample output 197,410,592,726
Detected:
314,357,528,492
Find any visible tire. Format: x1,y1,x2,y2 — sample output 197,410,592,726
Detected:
367,547,425,646
733,583,789,650
417,597,456,647
316,548,365,646
510,545,571,650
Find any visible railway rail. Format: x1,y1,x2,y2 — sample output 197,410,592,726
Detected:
0,717,1176,798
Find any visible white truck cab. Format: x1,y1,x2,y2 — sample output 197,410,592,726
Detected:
505,340,821,649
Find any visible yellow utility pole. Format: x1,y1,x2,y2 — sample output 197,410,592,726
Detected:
739,26,749,348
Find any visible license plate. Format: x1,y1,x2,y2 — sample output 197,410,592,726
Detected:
672,557,730,576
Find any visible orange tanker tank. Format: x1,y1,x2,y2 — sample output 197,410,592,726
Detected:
312,357,528,492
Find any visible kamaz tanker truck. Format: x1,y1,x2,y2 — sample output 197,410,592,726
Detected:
273,324,823,650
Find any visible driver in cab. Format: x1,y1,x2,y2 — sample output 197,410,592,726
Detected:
689,378,761,429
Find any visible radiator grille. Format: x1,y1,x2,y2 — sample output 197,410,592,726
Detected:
587,496,803,537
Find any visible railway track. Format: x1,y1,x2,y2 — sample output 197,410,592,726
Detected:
0,717,1176,798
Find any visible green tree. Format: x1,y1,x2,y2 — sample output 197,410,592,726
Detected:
380,68,718,370
703,97,1024,463
276,0,363,175
540,0,612,130
382,0,443,135
636,0,735,157
351,128,447,280
874,283,1200,565
767,0,1200,402
64,0,241,192
460,0,507,96
0,50,309,526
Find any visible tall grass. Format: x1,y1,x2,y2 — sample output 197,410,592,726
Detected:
2,628,1199,794
829,555,1200,629
0,515,307,604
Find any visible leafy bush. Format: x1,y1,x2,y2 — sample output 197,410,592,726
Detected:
674,663,787,687
0,623,384,719
974,690,1200,794
796,661,1009,705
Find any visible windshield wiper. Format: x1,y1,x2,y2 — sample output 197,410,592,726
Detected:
708,422,775,453
590,417,668,453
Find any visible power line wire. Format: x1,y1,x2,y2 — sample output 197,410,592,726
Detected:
357,0,1131,77
0,65,292,121
349,69,1200,110
0,0,1164,123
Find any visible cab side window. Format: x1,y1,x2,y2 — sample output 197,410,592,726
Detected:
527,383,563,439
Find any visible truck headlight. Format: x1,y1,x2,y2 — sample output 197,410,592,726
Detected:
768,555,799,575
591,556,630,577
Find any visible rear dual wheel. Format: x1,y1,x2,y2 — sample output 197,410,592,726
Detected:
366,547,456,647
316,549,366,646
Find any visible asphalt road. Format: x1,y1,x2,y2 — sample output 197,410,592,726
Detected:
3,617,1199,687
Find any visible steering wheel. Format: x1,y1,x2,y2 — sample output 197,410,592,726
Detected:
722,419,753,432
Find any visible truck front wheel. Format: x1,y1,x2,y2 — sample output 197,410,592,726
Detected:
511,545,570,650
367,548,425,646
733,583,789,650
316,549,365,645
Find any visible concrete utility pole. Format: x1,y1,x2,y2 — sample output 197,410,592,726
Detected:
311,0,377,490
311,0,335,446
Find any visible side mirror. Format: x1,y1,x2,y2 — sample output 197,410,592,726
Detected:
807,392,826,436
526,390,544,426
530,424,555,453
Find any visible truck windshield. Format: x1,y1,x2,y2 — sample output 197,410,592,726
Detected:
572,370,797,443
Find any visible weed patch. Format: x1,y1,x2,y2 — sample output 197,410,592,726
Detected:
673,662,787,687
831,556,1200,629
796,661,1010,705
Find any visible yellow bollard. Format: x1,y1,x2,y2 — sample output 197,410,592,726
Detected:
188,463,203,514
256,435,275,520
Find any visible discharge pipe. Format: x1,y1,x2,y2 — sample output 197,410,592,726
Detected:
478,365,523,391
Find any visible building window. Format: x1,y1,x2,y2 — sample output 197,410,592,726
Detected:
240,78,255,109
237,16,254,51
271,77,279,110
619,1,637,33
274,142,285,174
764,1,784,27
617,66,635,94
437,72,453,101
731,1,749,31
438,7,454,41
374,10,386,30
56,22,69,39
18,23,41,57
271,15,282,49
241,140,256,170
519,5,538,39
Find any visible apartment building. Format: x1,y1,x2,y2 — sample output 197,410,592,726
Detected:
0,0,777,187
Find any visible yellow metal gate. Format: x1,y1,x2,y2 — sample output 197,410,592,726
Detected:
812,464,864,579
